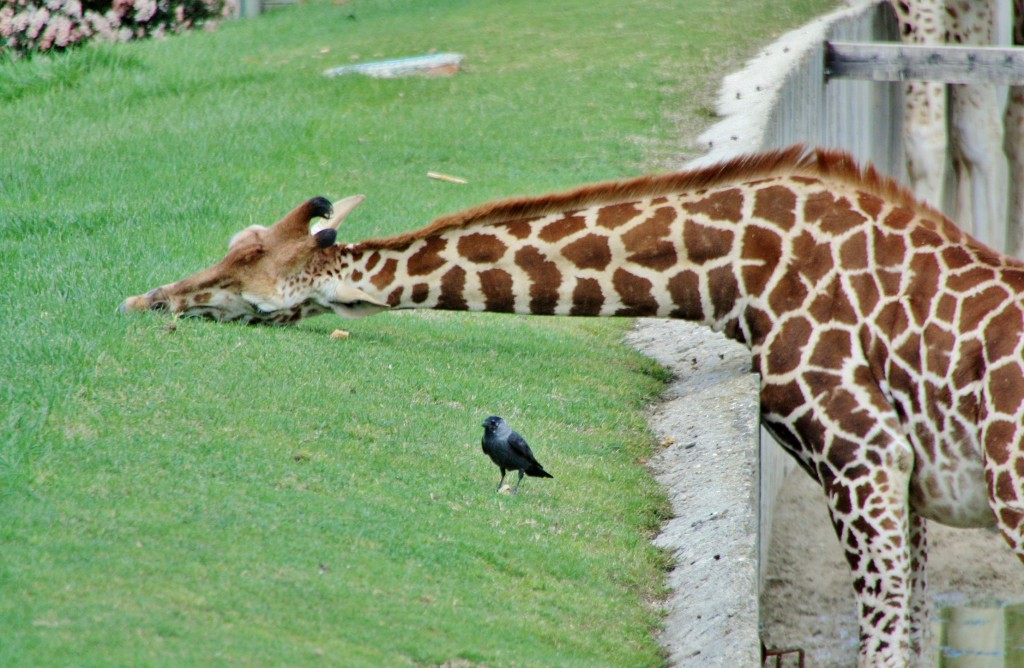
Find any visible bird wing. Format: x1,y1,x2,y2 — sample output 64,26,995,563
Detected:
507,431,536,462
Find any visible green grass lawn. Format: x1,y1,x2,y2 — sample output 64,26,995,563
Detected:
1,0,836,665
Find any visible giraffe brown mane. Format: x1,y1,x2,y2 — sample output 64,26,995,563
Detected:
351,144,957,252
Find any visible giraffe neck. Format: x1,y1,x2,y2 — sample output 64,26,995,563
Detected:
332,182,777,344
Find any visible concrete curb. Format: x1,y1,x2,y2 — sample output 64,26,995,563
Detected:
626,320,761,666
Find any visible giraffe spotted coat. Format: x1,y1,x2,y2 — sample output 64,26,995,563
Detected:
122,147,1024,667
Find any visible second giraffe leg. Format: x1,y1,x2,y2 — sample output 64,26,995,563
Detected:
889,0,950,210
903,81,948,210
1005,1,1024,257
1004,86,1024,257
950,83,1006,249
948,0,1005,248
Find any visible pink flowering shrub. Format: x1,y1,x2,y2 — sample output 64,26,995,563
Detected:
0,0,239,55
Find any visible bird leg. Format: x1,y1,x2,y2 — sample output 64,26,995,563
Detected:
511,470,525,495
495,468,507,493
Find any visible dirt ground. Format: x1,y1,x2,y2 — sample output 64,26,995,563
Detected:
760,465,1024,666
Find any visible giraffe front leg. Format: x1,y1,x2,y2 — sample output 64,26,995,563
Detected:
821,460,918,667
983,435,1024,563
908,512,931,659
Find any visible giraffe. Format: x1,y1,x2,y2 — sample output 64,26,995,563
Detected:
889,0,1024,256
120,146,1024,666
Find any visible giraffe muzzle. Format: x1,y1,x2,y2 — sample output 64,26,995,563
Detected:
118,288,168,314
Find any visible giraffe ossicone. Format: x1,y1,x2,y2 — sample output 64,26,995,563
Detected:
121,145,1024,667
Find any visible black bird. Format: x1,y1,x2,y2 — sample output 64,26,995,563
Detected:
480,416,553,494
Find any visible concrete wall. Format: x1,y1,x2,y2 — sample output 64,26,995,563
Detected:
631,321,762,666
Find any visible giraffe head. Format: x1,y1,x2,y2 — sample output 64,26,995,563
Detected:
119,195,389,325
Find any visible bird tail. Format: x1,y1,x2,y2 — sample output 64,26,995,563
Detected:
528,466,553,479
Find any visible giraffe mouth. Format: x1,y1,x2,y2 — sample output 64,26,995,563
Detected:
148,293,169,312
326,297,390,319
